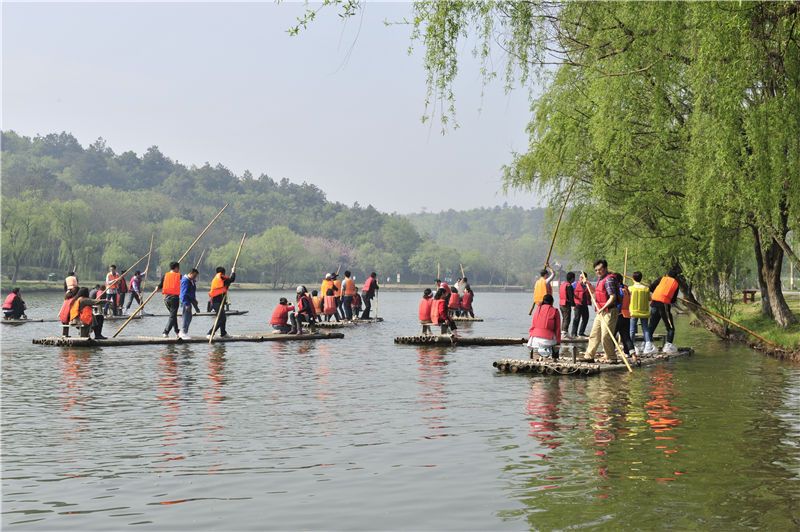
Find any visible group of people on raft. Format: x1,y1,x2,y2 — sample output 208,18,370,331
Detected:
527,259,680,362
268,271,380,334
416,277,476,335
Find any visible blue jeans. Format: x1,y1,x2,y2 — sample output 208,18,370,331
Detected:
181,304,193,333
341,295,353,319
272,324,291,334
629,316,652,343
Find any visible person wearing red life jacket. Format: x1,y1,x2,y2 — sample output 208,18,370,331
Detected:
207,265,236,338
360,272,379,319
649,269,680,353
270,297,295,334
418,288,434,334
559,271,575,337
3,288,27,320
581,259,620,362
158,262,182,338
461,285,475,318
115,269,128,314
570,271,592,338
290,285,316,334
351,291,362,317
527,293,561,360
430,287,457,335
323,288,339,322
104,264,120,317
340,270,357,321
448,287,462,317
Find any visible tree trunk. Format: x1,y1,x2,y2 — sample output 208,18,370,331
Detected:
11,262,19,284
751,225,772,318
758,229,797,327
676,272,729,337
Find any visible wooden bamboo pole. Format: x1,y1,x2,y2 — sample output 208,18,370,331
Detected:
437,262,441,280
209,233,246,344
141,233,154,292
529,176,579,315
114,205,228,338
195,248,206,271
460,263,465,278
623,248,628,280
581,271,633,372
678,296,780,348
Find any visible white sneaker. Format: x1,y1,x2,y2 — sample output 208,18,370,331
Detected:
206,334,212,339
634,345,642,355
178,331,191,340
162,333,169,338
663,342,678,354
643,341,657,354
220,333,232,339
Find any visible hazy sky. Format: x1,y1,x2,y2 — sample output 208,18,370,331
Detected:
2,2,539,213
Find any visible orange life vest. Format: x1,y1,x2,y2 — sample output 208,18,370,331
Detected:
209,273,228,298
162,271,181,296
343,278,356,296
312,296,323,314
105,272,119,291
533,278,551,305
321,279,335,297
652,276,679,304
620,285,631,318
333,279,342,294
70,298,93,325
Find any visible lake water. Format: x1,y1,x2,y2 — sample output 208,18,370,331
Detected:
2,290,799,530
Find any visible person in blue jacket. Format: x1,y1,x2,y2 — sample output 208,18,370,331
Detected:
179,268,200,340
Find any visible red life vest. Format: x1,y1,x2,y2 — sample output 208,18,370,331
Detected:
209,273,228,298
529,304,561,342
59,296,77,324
70,298,93,325
105,272,120,291
574,281,591,305
594,274,614,308
419,298,433,321
117,276,128,293
533,278,551,305
620,285,631,318
439,282,451,297
343,278,356,296
323,295,337,314
298,295,316,318
363,277,375,292
2,293,18,310
461,292,473,310
559,281,573,306
162,271,181,295
652,276,679,304
270,305,292,326
449,292,461,309
430,298,447,324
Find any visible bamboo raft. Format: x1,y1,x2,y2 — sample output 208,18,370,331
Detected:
2,315,143,324
493,347,694,376
316,318,384,328
32,331,344,347
451,316,483,322
560,333,665,344
394,335,525,346
146,310,249,317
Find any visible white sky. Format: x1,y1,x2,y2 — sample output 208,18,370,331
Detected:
2,1,540,214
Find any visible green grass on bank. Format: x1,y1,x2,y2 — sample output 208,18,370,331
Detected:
729,292,800,350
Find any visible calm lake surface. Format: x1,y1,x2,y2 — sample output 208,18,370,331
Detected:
2,290,799,530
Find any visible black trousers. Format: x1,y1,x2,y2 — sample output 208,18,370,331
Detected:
207,295,227,336
560,305,572,333
571,305,589,336
163,295,180,335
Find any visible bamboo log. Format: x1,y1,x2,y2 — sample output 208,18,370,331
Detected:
210,232,246,344
394,335,526,346
677,296,781,348
33,331,345,347
195,248,206,271
493,348,693,375
141,233,154,292
114,205,228,338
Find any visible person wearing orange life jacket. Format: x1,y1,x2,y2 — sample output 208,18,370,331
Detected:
418,288,434,334
68,287,105,338
532,266,555,311
340,270,357,320
559,272,575,337
332,273,343,320
3,288,27,320
270,297,295,334
448,287,462,317
311,290,323,317
320,273,335,303
581,259,620,362
649,269,680,353
206,266,236,338
614,272,636,357
570,272,592,338
528,293,561,360
156,262,182,338
360,272,379,319
104,264,120,317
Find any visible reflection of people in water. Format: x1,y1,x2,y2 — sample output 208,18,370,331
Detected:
646,367,682,465
526,379,565,458
416,347,449,439
58,349,91,422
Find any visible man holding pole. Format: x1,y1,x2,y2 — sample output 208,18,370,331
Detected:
159,262,182,338
581,259,620,362
207,266,235,339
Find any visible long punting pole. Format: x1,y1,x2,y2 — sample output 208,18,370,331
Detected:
141,233,154,292
529,175,579,315
677,296,780,348
195,248,206,271
209,232,246,344
114,204,229,338
582,271,633,372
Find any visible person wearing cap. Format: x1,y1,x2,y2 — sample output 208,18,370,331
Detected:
270,297,295,334
289,285,316,334
320,273,336,305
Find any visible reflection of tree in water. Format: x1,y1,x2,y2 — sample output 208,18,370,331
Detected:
416,347,449,439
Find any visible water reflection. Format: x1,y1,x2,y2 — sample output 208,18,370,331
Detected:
58,348,92,436
204,344,227,473
416,347,449,439
525,379,564,458
315,345,334,436
646,367,682,477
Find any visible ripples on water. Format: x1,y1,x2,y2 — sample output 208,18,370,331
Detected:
2,291,799,529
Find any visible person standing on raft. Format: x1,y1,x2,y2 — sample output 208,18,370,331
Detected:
207,266,236,339
581,259,619,362
126,271,143,312
461,285,475,318
527,294,561,360
179,268,200,340
570,272,591,338
64,271,79,299
2,288,27,320
360,272,379,319
340,271,357,321
559,271,575,337
104,264,120,316
628,271,655,354
649,269,680,353
158,262,182,338
532,265,555,311
418,288,434,334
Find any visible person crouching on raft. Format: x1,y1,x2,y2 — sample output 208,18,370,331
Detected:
289,286,316,334
2,288,27,320
68,287,106,339
270,297,294,334
527,293,561,361
430,287,457,335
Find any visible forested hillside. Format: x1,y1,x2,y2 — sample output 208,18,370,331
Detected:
1,131,545,286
